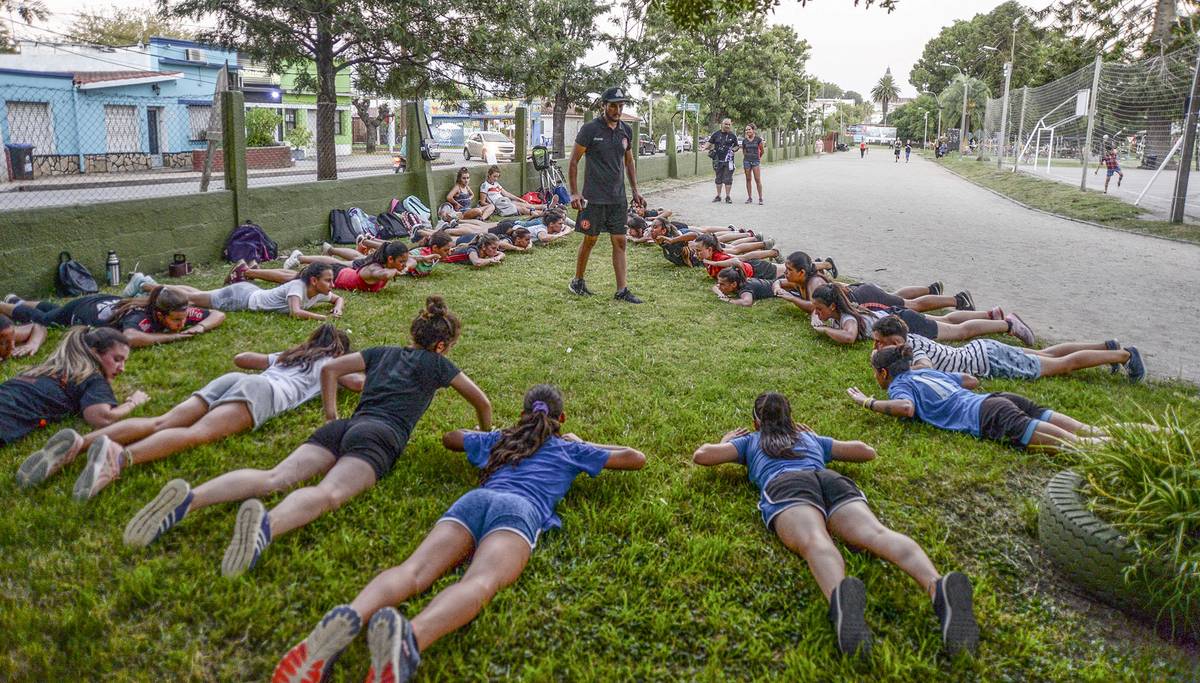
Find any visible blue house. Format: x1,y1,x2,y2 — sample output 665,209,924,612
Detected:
0,38,237,181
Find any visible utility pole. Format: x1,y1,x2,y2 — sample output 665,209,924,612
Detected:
959,73,970,157
923,111,929,148
997,61,1013,169
1013,85,1029,172
805,83,811,149
1080,54,1103,191
1170,43,1200,222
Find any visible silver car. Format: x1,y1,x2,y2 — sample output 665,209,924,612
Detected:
463,131,515,162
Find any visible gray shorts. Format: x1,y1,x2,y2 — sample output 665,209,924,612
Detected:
208,282,259,311
193,372,277,428
491,196,518,216
980,339,1042,380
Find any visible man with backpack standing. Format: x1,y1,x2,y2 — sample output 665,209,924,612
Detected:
707,118,739,203
568,86,646,304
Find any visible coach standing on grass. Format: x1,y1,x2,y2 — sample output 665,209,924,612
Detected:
568,86,645,304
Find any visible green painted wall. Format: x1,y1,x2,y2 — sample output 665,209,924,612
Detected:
242,174,417,247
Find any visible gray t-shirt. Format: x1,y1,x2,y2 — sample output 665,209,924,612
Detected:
249,279,331,313
740,136,764,162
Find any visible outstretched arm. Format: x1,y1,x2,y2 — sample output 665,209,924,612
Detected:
234,352,272,370
450,372,492,431
11,323,46,357
846,386,915,418
829,439,877,462
693,427,748,466
82,390,151,428
560,433,645,470
320,352,367,421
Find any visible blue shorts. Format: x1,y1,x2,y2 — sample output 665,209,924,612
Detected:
980,339,1042,380
439,488,541,549
743,159,760,169
1106,167,1121,176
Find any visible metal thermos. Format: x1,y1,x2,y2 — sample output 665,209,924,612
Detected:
105,251,121,287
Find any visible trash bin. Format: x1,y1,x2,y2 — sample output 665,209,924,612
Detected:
6,143,35,180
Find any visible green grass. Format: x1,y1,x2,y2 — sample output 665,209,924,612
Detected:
934,156,1200,244
2,237,1198,681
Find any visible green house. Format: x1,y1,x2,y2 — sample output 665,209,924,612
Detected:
240,59,352,155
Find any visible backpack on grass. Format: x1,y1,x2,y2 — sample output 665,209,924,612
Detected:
329,209,357,243
347,208,378,239
374,212,410,240
223,222,278,264
55,251,99,297
401,196,431,222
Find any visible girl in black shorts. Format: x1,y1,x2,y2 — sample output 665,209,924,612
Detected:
774,251,980,314
809,283,1035,347
121,297,493,578
693,392,978,657
712,266,777,306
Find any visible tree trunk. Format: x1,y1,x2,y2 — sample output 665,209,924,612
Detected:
1150,0,1177,49
315,25,338,181
552,85,568,159
364,122,379,154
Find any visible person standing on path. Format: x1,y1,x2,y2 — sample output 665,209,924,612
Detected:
894,142,901,163
741,124,765,204
707,118,739,203
1094,146,1124,193
568,86,646,304
859,141,867,159
905,141,912,163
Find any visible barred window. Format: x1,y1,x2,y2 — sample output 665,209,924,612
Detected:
4,101,56,153
104,105,140,152
187,105,212,140
284,108,297,131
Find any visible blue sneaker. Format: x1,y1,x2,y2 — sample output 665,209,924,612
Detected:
124,479,193,547
1104,339,1121,373
221,499,271,577
122,272,156,298
366,607,421,683
273,605,362,683
1124,346,1145,383
933,572,979,656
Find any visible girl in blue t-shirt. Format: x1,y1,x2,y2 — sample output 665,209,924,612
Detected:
693,392,979,658
273,384,645,683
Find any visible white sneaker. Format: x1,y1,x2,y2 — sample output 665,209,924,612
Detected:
284,249,303,270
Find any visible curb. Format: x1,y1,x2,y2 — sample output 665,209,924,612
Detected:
933,161,1200,248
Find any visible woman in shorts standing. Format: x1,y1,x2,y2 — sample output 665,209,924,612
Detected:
741,124,765,204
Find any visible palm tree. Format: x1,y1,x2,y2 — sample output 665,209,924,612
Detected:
871,68,900,124
937,74,991,141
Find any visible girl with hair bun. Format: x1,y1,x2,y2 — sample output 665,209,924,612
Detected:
124,262,344,321
123,297,492,581
252,241,416,293
272,383,645,683
692,391,979,659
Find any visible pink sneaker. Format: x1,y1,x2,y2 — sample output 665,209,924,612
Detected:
1005,313,1035,346
988,306,1004,321
72,435,129,501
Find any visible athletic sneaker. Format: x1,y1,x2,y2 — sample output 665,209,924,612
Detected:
222,499,272,577
712,196,722,203
744,197,753,204
124,479,194,547
3,293,21,305
758,198,763,205
568,278,594,296
284,249,303,270
725,196,732,204
123,272,154,298
17,428,84,488
321,242,333,255
365,607,421,683
988,306,1005,321
1124,346,1145,383
1005,313,1035,346
932,572,979,656
760,236,776,250
928,281,944,296
823,257,839,280
225,259,248,285
272,605,362,683
953,290,975,311
72,435,129,501
1105,339,1121,373
828,576,872,657
614,288,643,304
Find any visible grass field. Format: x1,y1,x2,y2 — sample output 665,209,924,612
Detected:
1,228,1198,681
934,155,1200,245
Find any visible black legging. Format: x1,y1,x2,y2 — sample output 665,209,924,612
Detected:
11,295,114,327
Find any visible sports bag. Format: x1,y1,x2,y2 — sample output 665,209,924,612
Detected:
55,251,99,297
347,208,379,239
329,209,357,243
521,191,544,205
223,221,278,264
531,145,551,171
398,211,428,238
553,185,571,206
374,212,409,240
401,196,431,222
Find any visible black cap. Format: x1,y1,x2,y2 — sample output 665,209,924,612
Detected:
601,86,630,103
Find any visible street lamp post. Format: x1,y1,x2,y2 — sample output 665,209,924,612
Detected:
923,110,929,148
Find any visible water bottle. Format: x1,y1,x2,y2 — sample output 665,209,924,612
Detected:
106,251,121,287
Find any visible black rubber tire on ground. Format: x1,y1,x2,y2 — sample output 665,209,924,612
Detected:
1038,470,1142,614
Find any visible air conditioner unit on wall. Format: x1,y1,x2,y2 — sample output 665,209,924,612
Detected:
185,48,206,62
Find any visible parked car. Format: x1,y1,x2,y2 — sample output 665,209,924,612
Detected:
463,131,515,162
657,134,693,152
638,134,657,156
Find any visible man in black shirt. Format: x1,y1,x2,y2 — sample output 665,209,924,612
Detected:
568,86,646,304
707,118,739,203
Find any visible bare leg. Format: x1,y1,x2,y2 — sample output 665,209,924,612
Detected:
611,234,628,290
934,310,990,323
245,268,298,285
408,531,531,650
478,204,496,220
189,443,335,512
328,247,361,260
827,501,939,598
745,170,753,199
462,207,487,220
1043,410,1093,435
904,295,958,312
349,522,476,622
266,456,377,538
934,319,1009,342
727,248,777,260
1037,350,1129,377
1031,341,1108,357
125,402,254,465
727,241,767,254
81,396,209,450
575,234,598,279
1026,421,1090,451
299,255,353,266
163,284,215,308
772,505,845,600
894,285,933,298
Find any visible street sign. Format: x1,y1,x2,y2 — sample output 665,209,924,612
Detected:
676,103,700,112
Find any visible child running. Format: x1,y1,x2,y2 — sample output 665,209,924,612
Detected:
122,263,344,321
775,251,975,314
253,242,416,293
712,266,776,306
851,345,1113,452
271,384,645,683
692,392,979,657
869,315,1145,383
1094,147,1124,193
19,324,360,500
0,327,148,447
809,283,1035,346
123,297,492,579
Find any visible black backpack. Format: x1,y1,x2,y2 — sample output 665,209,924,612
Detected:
374,212,408,240
329,209,357,243
531,145,550,171
223,221,279,263
55,251,100,297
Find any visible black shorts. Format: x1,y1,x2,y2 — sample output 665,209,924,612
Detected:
761,469,866,529
748,259,777,280
306,417,406,481
578,201,628,236
715,165,734,185
661,242,693,267
979,392,1052,448
885,307,939,340
849,283,905,309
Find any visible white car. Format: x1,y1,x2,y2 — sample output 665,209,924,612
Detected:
657,135,693,152
463,131,515,162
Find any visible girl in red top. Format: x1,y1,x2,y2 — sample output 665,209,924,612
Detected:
247,242,418,293
692,234,781,280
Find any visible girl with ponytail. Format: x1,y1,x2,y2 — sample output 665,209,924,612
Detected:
443,232,505,267
26,324,360,501
273,383,644,682
249,242,414,293
125,262,344,321
693,391,979,659
124,297,490,583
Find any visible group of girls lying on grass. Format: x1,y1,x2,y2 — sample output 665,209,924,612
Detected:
123,263,344,322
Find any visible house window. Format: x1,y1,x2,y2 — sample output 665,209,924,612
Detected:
104,105,141,152
4,101,56,153
187,105,213,141
284,109,297,131
335,110,344,136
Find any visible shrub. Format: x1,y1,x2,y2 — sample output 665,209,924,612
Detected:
284,121,313,150
246,108,283,148
1076,411,1199,636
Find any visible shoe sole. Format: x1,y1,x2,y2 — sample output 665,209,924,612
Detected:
124,479,190,547
368,608,402,683
272,605,360,683
833,578,872,657
940,572,979,656
957,291,975,310
1125,346,1145,382
222,499,266,578
17,428,80,488
72,436,111,501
